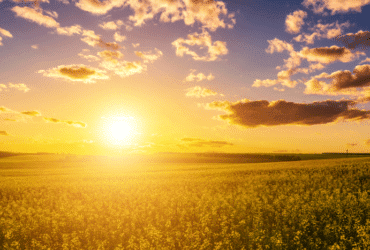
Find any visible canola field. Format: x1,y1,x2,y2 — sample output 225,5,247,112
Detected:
1,155,370,249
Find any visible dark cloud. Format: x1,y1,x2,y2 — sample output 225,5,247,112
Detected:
97,39,120,50
205,99,370,127
299,46,364,64
335,30,370,50
43,117,87,127
180,138,233,147
0,131,9,136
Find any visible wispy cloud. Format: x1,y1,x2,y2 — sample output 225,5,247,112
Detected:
0,131,9,136
179,138,233,148
302,0,370,14
11,6,60,28
185,70,214,82
134,48,162,63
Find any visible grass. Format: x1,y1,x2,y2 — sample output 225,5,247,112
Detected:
1,155,370,249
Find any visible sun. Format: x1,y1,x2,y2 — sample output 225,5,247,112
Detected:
103,116,138,146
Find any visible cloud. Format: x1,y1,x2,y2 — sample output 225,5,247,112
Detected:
43,117,87,127
100,60,146,77
299,46,364,64
75,0,234,31
21,110,41,116
31,44,39,49
0,27,13,38
285,10,307,34
78,50,100,62
265,38,294,54
205,99,370,127
8,83,30,92
185,70,214,82
186,86,218,97
172,31,228,61
360,58,370,64
114,31,126,42
99,20,123,30
75,0,126,15
365,139,370,146
97,50,124,64
180,138,233,147
0,106,13,113
302,0,370,14
304,64,370,95
134,48,163,63
81,29,120,50
56,25,82,36
132,43,140,48
11,6,60,28
38,64,109,83
0,131,9,136
335,30,370,50
294,21,350,45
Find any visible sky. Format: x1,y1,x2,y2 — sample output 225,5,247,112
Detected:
1,0,370,155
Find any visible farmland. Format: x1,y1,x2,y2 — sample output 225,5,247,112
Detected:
1,155,370,249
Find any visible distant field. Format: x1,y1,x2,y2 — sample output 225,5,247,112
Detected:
1,155,370,249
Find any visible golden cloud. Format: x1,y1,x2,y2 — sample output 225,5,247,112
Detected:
38,64,109,83
285,10,307,34
180,138,233,147
11,6,60,28
99,20,123,30
335,30,370,50
186,86,218,98
299,46,364,64
0,131,9,136
265,38,294,54
43,117,87,127
134,48,163,63
302,0,370,14
81,29,120,50
205,99,370,127
75,0,125,15
172,31,228,61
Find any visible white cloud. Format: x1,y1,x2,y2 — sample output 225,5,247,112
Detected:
114,31,126,42
11,6,60,28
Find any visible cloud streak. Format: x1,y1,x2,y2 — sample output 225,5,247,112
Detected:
180,138,233,147
186,86,218,98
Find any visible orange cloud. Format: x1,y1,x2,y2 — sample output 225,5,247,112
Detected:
56,25,82,36
99,20,123,30
38,64,109,83
285,10,307,34
172,31,228,61
205,99,370,127
180,138,233,147
81,29,120,50
43,117,87,127
11,6,60,28
302,0,370,14
186,86,218,98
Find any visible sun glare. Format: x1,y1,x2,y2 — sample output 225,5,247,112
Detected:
103,116,138,146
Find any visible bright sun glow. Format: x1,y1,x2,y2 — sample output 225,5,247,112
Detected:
103,116,138,146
